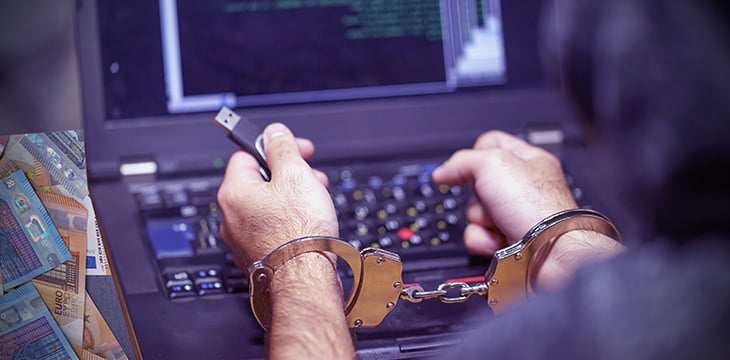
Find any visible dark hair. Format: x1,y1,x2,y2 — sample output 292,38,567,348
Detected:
545,0,730,242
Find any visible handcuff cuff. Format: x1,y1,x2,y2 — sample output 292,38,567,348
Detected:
249,209,620,330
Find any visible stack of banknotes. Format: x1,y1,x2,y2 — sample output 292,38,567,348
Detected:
0,131,127,360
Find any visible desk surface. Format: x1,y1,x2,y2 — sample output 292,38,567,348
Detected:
87,275,137,360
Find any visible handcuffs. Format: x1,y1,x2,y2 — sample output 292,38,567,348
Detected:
249,209,620,330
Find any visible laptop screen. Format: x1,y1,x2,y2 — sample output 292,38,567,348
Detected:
97,0,544,121
81,0,558,179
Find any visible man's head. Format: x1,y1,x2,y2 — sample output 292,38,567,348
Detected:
546,0,730,242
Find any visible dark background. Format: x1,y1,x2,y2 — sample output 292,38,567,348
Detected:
0,1,82,135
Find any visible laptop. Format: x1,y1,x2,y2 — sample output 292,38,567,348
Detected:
77,0,590,358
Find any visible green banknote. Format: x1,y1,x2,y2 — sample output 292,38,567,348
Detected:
0,170,71,291
0,282,79,360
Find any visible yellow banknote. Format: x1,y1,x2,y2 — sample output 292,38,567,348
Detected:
83,293,128,360
32,192,89,357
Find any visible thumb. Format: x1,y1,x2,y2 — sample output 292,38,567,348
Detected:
263,123,310,176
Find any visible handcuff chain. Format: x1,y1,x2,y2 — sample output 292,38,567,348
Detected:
400,281,489,304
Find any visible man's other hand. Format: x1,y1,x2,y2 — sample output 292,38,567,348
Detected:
433,131,623,290
433,130,577,254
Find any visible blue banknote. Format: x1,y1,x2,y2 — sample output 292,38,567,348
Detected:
0,282,78,360
0,170,71,291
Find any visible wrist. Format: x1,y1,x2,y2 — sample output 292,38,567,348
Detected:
268,252,355,359
270,252,341,299
245,226,340,269
534,229,625,291
269,252,346,325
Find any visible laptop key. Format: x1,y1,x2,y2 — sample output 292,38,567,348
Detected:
413,216,430,230
187,182,218,206
353,205,369,220
136,191,163,210
167,281,195,298
166,271,191,283
193,269,225,295
378,235,395,248
163,187,189,208
196,280,225,296
367,176,383,190
418,184,435,198
193,268,220,278
442,197,458,211
392,186,406,201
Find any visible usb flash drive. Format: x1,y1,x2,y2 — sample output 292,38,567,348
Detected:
214,106,271,181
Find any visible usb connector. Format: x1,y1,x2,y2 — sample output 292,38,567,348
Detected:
214,106,242,131
214,107,271,181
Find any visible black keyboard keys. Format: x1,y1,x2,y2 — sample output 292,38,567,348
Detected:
165,271,195,298
330,162,469,260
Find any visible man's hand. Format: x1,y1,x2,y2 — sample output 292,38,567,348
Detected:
217,123,355,359
218,123,337,270
433,131,624,290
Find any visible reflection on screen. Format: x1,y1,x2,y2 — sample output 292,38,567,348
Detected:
158,0,506,113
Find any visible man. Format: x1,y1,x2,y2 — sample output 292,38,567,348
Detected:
218,0,730,358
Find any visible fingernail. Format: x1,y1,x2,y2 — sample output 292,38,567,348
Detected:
265,123,290,141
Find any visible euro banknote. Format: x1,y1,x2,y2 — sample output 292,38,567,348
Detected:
32,192,89,357
0,135,8,158
0,282,79,360
82,349,108,360
83,292,128,360
0,131,110,276
0,170,71,291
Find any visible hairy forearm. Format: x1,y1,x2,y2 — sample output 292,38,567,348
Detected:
268,252,356,360
535,230,626,291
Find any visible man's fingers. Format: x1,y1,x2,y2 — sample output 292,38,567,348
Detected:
263,123,309,174
217,151,263,217
432,149,487,186
223,151,265,184
296,137,315,160
463,224,507,256
312,168,329,187
465,198,495,228
474,130,542,160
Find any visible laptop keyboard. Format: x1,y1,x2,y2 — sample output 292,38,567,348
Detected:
130,160,586,300
329,163,468,259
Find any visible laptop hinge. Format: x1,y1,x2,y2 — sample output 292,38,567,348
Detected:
526,126,565,146
119,160,158,176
